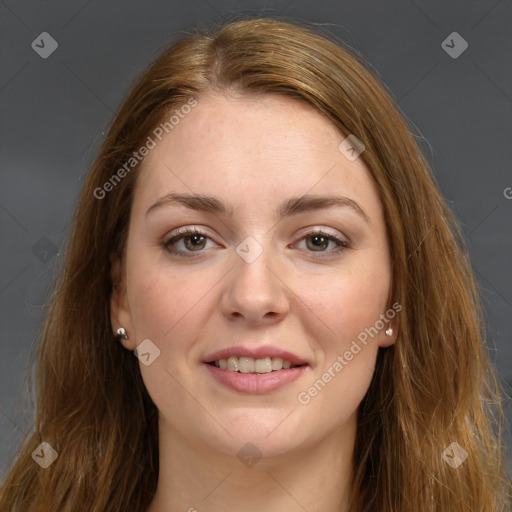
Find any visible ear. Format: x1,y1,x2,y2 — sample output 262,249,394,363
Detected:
377,323,397,348
110,253,137,350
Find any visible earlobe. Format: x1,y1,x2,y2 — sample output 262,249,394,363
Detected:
109,254,137,350
378,325,397,348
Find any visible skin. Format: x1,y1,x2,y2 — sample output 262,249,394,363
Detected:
110,92,396,512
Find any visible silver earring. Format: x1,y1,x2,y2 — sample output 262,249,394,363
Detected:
116,327,128,340
385,327,393,337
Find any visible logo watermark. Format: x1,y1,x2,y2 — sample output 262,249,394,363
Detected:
134,338,161,366
441,441,468,468
31,441,59,469
338,134,365,161
237,442,263,468
441,32,468,59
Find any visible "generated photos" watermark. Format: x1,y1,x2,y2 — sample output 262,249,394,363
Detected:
297,302,402,404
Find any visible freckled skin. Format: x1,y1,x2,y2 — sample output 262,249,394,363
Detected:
111,93,396,512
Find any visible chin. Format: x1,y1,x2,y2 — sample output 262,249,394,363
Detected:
203,411,312,459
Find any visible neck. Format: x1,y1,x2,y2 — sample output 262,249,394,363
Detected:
146,415,356,512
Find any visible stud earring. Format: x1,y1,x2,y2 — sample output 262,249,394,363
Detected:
116,327,128,340
385,327,393,337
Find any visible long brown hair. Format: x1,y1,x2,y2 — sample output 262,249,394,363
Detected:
1,17,510,512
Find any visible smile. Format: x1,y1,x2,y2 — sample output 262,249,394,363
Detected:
204,359,308,394
208,356,300,373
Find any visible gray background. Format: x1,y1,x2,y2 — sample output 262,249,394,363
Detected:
1,0,511,480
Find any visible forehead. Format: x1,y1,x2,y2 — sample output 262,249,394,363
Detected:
132,92,383,221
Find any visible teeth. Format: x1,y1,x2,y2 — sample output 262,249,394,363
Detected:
213,356,298,373
255,357,272,373
271,357,283,370
227,356,238,371
238,357,254,373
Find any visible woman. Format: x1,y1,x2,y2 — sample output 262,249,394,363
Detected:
1,17,510,512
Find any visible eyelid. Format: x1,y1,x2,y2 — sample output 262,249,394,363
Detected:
295,225,348,242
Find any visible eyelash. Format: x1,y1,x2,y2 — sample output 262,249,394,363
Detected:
160,227,350,259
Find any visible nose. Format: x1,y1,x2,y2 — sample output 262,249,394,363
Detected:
219,239,290,326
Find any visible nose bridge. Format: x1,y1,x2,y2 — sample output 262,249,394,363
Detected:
221,233,289,322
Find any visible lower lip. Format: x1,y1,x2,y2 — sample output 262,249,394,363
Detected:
204,363,308,394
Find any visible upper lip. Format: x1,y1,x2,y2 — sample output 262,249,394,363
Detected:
204,345,308,366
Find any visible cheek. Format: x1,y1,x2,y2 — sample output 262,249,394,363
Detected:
293,269,386,424
303,266,390,346
129,270,195,341
126,257,226,357
127,267,205,401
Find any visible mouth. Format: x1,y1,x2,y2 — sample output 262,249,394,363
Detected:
206,356,305,373
203,346,309,394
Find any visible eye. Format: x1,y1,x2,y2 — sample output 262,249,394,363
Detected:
294,229,350,258
160,227,350,258
160,227,218,257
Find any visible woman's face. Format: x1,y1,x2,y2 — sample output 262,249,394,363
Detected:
111,92,395,457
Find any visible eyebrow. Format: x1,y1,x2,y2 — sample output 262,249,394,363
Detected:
145,193,370,224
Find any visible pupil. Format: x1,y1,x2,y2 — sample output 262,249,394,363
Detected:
309,235,327,251
187,235,205,250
